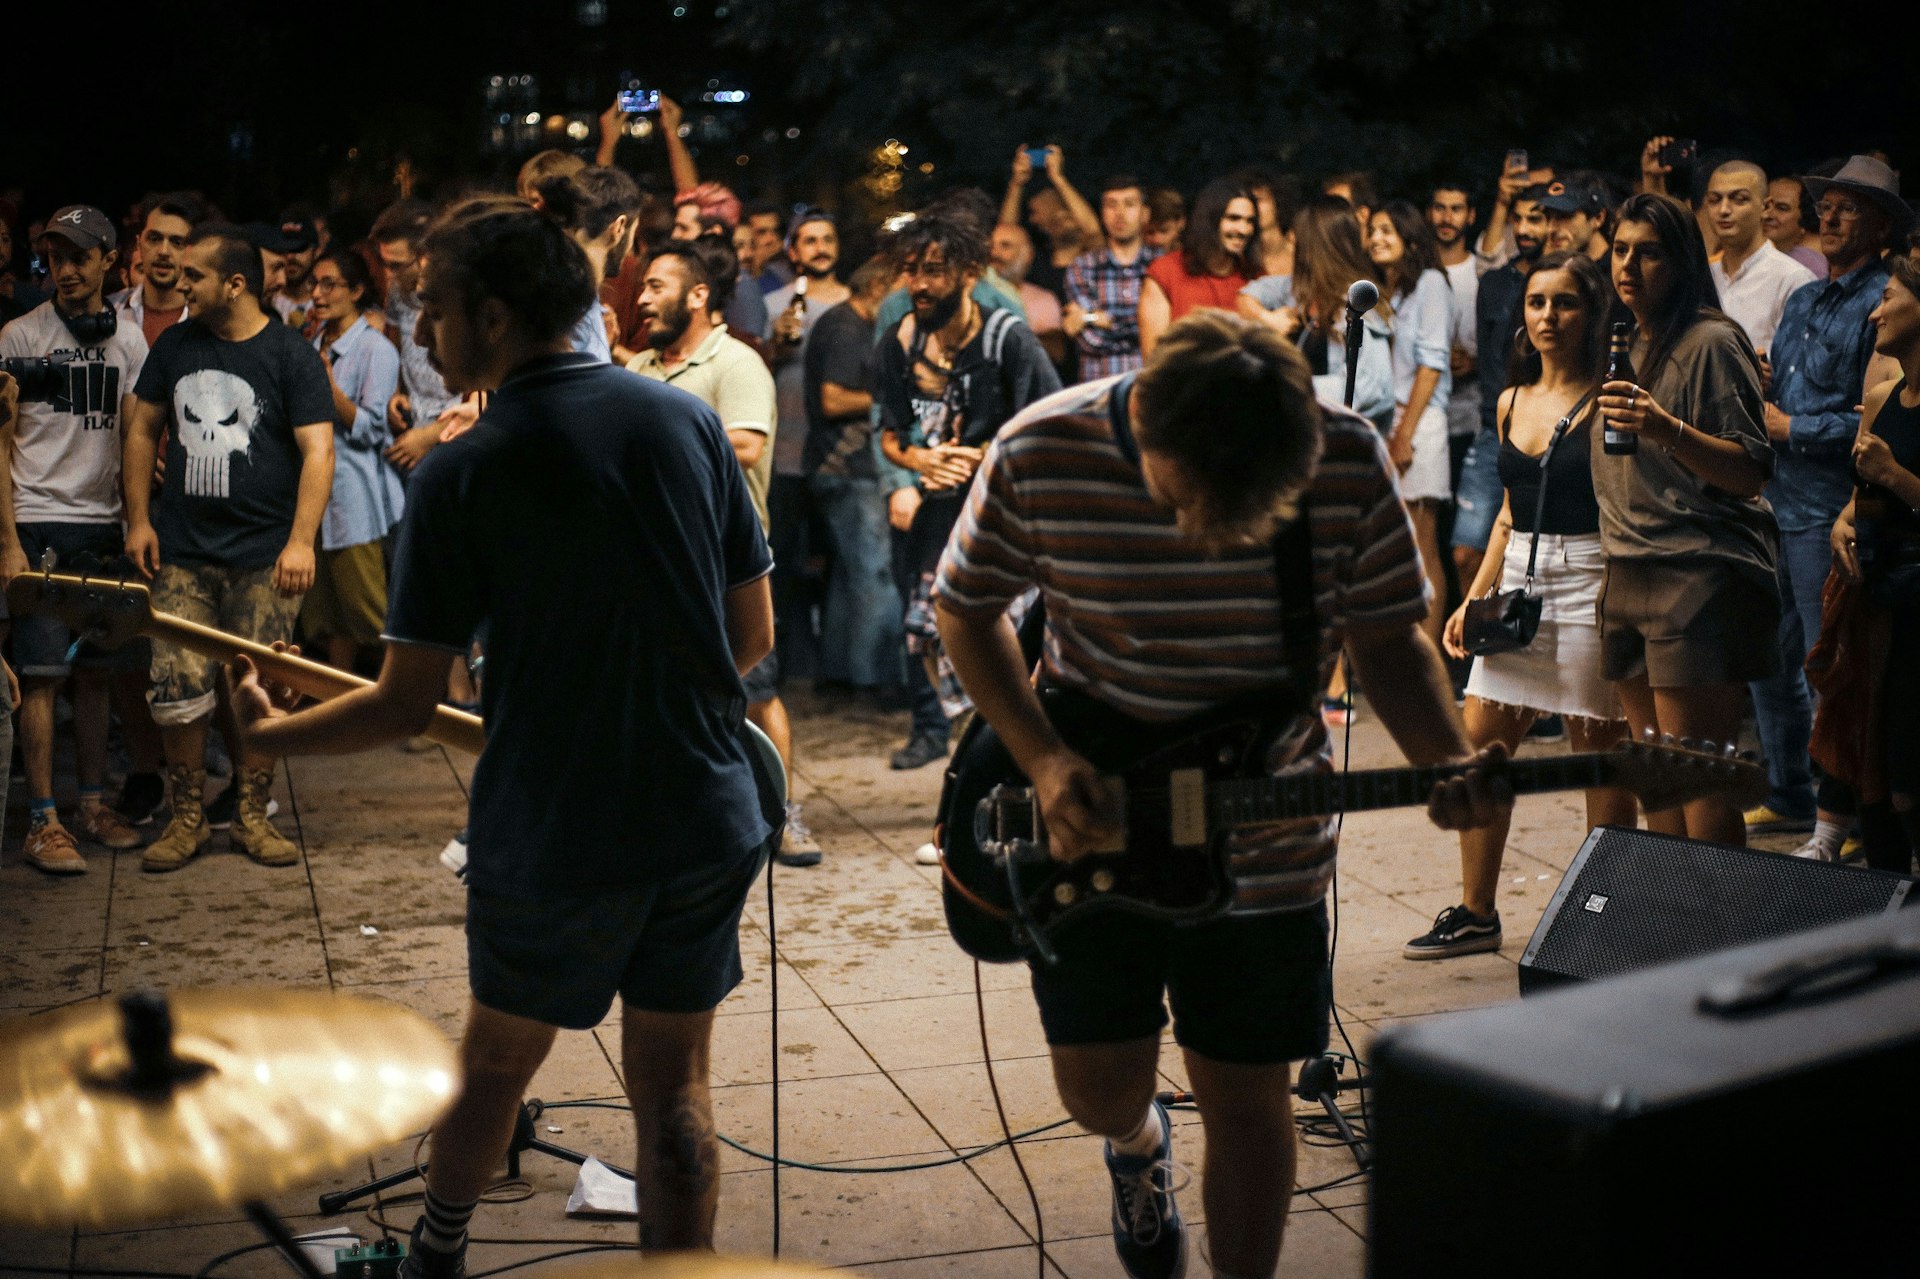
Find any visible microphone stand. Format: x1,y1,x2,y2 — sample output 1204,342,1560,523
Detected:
1343,305,1365,410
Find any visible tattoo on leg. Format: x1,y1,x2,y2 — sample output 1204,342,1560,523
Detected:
655,1093,718,1200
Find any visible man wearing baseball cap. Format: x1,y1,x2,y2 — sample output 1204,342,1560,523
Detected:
1539,171,1614,261
1750,155,1915,859
0,204,153,872
268,210,321,331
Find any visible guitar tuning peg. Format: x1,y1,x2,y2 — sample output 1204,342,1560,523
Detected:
1642,726,1657,742
1722,742,1739,758
1678,737,1700,752
1660,733,1676,747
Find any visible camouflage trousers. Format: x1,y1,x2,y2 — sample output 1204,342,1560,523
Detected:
148,563,304,727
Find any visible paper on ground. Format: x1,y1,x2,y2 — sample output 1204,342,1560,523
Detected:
566,1155,638,1218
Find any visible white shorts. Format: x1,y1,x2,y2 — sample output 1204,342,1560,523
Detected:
1397,403,1452,504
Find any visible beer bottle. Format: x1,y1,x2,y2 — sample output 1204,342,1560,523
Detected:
1604,322,1638,456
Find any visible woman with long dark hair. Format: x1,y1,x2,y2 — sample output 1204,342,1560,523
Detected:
1369,200,1456,644
1821,256,1920,872
1413,252,1635,959
1139,178,1258,354
1593,192,1777,845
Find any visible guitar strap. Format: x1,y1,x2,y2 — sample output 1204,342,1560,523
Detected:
1271,498,1320,723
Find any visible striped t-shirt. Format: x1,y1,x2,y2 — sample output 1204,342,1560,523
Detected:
933,374,1429,913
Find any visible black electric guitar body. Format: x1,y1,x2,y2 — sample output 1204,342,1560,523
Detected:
937,687,1295,964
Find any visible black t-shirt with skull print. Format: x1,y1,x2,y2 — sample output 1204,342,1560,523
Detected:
134,317,333,570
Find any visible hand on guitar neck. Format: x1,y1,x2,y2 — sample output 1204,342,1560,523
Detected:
231,642,306,730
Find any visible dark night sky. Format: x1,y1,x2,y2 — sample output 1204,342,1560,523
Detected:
2,0,1909,232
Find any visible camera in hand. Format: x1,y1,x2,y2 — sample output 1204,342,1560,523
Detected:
620,88,661,115
0,352,76,404
1603,322,1638,456
1658,137,1699,170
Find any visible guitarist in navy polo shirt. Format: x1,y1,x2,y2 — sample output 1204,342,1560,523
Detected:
935,311,1511,1279
233,198,778,1271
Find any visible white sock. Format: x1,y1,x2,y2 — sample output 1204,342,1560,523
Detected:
1109,1104,1164,1158
1807,819,1846,857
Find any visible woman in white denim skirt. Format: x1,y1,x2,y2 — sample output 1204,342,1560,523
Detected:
1406,251,1638,961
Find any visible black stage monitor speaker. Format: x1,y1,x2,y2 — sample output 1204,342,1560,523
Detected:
1370,907,1920,1279
1517,825,1914,994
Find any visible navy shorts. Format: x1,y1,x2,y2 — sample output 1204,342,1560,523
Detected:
1029,902,1332,1066
466,841,767,1030
4,522,149,678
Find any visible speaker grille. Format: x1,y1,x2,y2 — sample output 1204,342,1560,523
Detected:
1526,828,1912,985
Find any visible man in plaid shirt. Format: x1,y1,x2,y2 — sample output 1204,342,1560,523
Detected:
1065,176,1162,381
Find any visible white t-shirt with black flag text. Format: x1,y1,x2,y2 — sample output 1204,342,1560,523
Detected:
0,301,149,522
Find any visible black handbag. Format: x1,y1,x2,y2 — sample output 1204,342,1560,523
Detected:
1461,394,1591,658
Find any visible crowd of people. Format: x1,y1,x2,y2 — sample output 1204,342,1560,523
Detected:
4,99,1919,1279
1,113,1917,900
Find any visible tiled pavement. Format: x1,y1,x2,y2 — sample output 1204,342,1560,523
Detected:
0,692,1790,1276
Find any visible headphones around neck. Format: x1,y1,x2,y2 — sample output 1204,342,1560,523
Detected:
54,299,118,345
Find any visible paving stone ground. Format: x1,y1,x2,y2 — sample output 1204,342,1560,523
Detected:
0,690,1793,1275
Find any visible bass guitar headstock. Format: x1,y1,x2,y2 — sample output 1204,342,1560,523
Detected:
5,560,152,651
1602,732,1768,813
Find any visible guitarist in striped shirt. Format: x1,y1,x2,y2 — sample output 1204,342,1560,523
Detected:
934,310,1511,1279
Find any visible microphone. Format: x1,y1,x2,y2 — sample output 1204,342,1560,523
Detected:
1341,279,1378,410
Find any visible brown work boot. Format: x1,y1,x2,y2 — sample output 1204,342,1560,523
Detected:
76,799,143,850
230,766,299,867
142,766,211,873
25,817,86,875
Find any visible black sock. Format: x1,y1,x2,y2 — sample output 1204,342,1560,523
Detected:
418,1186,477,1255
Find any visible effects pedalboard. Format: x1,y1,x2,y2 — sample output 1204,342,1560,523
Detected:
335,1237,406,1279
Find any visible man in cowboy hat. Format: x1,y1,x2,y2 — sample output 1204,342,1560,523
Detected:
1747,155,1914,858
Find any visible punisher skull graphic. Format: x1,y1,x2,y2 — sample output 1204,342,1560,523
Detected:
173,370,260,498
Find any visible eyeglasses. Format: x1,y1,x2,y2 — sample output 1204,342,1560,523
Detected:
1815,199,1864,222
902,259,955,280
309,277,351,293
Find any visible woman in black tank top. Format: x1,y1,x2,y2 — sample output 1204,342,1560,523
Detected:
1409,254,1636,961
1823,259,1920,873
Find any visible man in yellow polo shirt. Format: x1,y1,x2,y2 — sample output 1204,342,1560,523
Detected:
628,236,821,865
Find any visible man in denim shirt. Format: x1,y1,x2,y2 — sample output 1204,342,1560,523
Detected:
1747,156,1912,843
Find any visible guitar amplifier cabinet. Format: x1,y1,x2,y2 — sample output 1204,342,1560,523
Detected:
1517,825,1915,994
1370,908,1920,1279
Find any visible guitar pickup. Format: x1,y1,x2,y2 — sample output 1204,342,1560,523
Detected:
1169,769,1206,847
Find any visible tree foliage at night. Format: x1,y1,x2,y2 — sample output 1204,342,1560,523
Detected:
725,0,1618,197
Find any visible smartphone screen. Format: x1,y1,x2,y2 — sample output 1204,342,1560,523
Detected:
1025,147,1050,167
620,89,661,115
1504,149,1529,174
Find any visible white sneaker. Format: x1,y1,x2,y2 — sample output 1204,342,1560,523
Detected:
914,842,940,866
439,829,469,880
1790,836,1836,861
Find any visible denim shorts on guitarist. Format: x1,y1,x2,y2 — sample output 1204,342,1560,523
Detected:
1028,901,1331,1066
465,839,767,1030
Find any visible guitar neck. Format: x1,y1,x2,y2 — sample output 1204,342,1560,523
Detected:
1213,754,1610,824
144,613,485,756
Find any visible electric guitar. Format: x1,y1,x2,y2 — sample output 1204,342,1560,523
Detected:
4,569,786,806
935,687,1769,964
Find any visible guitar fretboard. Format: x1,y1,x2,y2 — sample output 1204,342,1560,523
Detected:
1209,754,1611,824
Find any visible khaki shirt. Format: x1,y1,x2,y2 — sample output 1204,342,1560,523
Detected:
628,324,777,529
1590,315,1777,578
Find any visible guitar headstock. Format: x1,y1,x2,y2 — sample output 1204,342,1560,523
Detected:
5,570,153,651
1602,733,1769,812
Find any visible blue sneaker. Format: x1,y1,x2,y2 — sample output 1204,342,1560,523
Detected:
1104,1099,1186,1278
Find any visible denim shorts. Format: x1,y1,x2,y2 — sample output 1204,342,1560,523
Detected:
6,522,149,677
1029,902,1332,1066
466,841,767,1030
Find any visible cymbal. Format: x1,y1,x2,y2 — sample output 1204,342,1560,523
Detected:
0,988,457,1229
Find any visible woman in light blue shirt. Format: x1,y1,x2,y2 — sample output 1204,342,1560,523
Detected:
308,247,404,668
1370,201,1456,644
